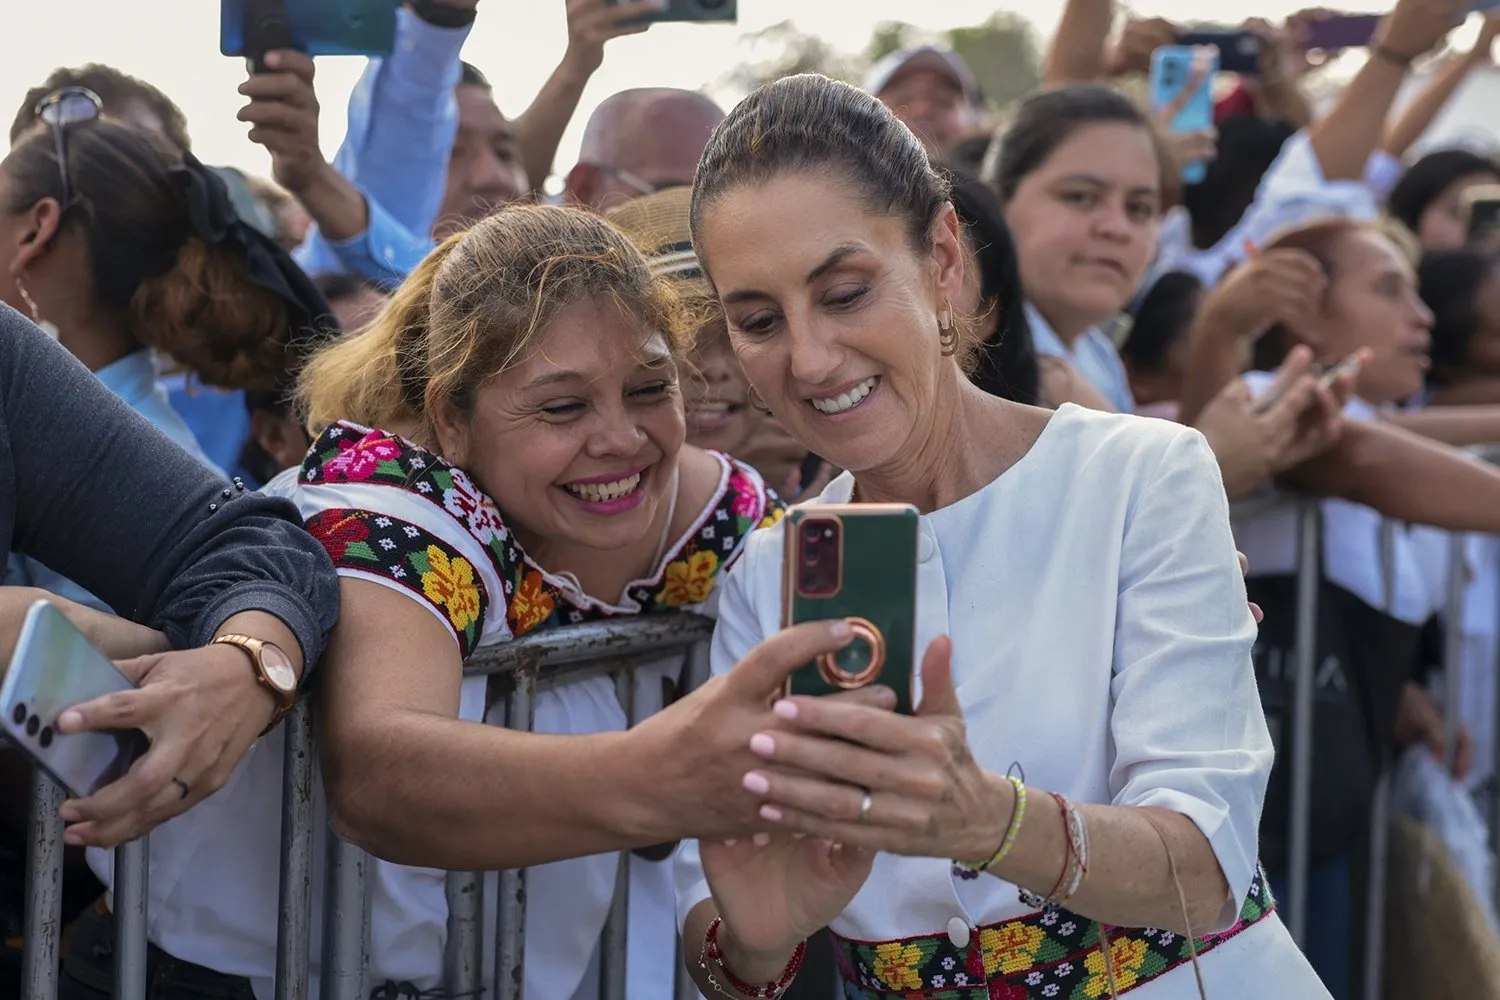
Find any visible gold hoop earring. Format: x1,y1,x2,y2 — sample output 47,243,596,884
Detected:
748,385,772,415
13,274,59,339
938,299,958,357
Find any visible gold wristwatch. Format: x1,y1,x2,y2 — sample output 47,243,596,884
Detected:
212,633,298,734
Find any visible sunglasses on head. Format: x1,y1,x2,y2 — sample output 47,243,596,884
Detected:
32,87,103,211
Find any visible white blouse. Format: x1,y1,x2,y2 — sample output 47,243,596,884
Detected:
674,404,1331,998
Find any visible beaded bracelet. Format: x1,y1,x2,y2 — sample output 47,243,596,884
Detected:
699,917,806,1000
1052,793,1091,904
954,774,1027,875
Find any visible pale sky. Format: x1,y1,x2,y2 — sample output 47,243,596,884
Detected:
0,0,1342,188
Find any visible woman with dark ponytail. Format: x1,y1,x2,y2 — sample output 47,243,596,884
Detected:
0,87,336,608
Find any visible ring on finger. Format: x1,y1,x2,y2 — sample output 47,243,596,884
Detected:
858,790,873,824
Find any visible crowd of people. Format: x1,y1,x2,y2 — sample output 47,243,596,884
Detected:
6,0,1500,997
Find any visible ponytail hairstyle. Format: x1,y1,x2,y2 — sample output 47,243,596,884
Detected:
299,203,687,443
690,74,987,367
3,116,331,390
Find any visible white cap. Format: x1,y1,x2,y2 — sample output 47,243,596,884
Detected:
863,45,980,106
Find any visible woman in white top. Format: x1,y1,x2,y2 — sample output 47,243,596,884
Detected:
990,84,1345,504
60,204,823,1000
672,73,1326,1000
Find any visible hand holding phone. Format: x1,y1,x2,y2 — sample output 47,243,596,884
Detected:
0,602,146,799
1149,46,1220,184
782,505,919,714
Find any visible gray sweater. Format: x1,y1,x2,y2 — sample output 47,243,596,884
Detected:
0,304,338,667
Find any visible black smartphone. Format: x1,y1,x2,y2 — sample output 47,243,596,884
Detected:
1464,185,1500,247
1303,14,1382,51
1177,29,1265,75
222,0,398,71
782,505,920,714
607,0,736,24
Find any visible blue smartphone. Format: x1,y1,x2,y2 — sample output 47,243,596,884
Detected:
1150,45,1219,186
0,601,146,798
221,0,398,65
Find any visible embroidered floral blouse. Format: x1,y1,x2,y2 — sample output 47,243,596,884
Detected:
90,421,784,1000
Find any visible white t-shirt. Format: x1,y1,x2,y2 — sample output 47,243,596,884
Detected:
675,404,1329,999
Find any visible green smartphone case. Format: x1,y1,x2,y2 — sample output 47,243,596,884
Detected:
782,504,920,714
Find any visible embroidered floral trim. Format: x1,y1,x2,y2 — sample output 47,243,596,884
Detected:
832,868,1274,999
306,508,488,656
302,422,784,642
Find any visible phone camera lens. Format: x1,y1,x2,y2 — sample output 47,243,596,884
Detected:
24,714,39,737
11,703,25,725
38,727,52,749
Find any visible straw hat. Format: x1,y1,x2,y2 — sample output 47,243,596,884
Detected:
606,186,711,299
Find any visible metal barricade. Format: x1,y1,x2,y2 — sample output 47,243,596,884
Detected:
1285,499,1320,948
17,614,715,1000
1230,492,1320,948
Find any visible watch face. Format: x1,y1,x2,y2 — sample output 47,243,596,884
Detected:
261,644,298,694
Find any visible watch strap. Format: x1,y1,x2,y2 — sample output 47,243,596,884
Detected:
212,633,296,735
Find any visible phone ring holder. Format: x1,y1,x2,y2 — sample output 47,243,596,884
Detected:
818,617,886,689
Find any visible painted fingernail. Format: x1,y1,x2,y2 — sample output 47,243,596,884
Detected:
772,699,798,720
742,771,771,794
749,733,776,757
760,805,783,823
57,710,82,731
753,831,771,846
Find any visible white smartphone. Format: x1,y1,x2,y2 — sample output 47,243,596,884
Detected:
0,600,146,798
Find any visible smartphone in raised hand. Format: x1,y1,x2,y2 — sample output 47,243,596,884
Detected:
782,505,919,714
221,0,398,69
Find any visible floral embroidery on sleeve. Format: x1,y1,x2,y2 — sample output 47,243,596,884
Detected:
306,508,488,656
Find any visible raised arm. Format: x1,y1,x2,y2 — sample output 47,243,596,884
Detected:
1381,15,1499,161
512,0,662,193
1308,0,1462,183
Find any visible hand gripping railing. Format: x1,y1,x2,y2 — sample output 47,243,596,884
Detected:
19,614,716,1000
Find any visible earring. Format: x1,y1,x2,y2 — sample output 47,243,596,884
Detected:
14,274,59,339
748,385,772,415
938,299,958,357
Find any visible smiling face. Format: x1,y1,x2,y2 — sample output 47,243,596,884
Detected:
1002,121,1161,337
433,295,686,554
682,312,756,455
695,170,964,474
